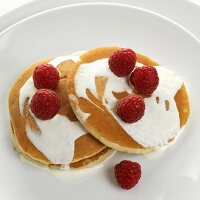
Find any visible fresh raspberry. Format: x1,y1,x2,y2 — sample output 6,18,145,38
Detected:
108,48,137,77
115,160,141,190
33,63,60,90
117,95,145,123
30,89,61,120
130,66,159,96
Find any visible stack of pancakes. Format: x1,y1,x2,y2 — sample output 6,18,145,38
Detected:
8,47,190,170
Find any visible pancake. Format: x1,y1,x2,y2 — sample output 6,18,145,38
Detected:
8,55,114,170
67,47,190,153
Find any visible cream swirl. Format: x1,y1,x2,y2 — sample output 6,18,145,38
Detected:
74,58,183,148
19,52,86,166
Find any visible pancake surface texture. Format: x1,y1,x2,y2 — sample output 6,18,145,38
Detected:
9,52,113,170
67,47,190,153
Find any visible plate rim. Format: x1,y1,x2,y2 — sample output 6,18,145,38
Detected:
0,2,199,45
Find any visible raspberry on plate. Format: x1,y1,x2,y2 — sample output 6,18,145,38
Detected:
33,63,60,90
117,95,145,123
130,66,159,96
115,160,141,190
30,89,61,120
108,48,137,77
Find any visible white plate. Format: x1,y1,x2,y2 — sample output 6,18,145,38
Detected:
0,0,200,39
0,3,200,200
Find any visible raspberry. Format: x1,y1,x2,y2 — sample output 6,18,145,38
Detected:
30,89,61,120
130,66,159,96
108,48,137,77
117,95,145,123
115,160,141,190
33,63,60,90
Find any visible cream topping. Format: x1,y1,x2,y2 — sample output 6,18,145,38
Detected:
19,52,86,166
74,58,183,148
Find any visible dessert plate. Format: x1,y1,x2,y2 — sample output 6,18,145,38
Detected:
0,3,200,200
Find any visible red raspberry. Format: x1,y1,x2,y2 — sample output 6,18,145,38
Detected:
33,63,60,90
115,160,141,190
117,95,145,123
130,66,159,96
108,48,137,77
30,89,61,120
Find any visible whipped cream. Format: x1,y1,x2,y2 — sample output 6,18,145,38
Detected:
49,51,83,66
74,58,183,148
19,52,87,166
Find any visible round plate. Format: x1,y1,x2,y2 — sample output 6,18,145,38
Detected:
1,3,200,200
